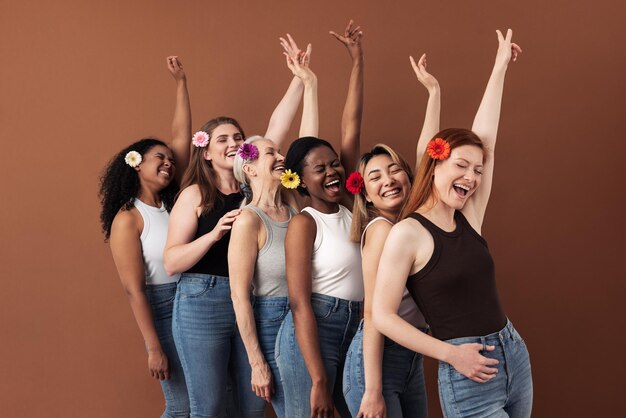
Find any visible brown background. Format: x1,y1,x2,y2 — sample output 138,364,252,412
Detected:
1,0,624,417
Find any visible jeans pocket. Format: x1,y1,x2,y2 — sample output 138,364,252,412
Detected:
311,299,334,321
177,280,210,298
255,304,289,323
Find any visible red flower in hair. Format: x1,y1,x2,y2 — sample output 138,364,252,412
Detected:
346,172,364,195
427,138,451,160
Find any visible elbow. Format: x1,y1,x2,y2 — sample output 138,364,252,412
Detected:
123,284,145,301
163,250,179,276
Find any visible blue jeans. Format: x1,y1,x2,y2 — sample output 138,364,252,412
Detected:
438,320,533,418
275,293,362,418
253,296,290,418
172,274,266,418
146,282,190,418
343,320,428,418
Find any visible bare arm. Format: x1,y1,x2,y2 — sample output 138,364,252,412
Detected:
410,53,441,162
285,213,334,416
358,221,392,417
163,185,240,275
166,56,192,181
373,221,500,383
466,29,522,230
110,210,170,381
228,210,272,402
330,20,363,175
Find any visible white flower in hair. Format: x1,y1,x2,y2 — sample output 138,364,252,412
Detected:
125,151,142,167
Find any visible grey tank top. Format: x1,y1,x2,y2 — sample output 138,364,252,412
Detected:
245,204,296,297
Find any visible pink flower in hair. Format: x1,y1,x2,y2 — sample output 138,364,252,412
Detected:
192,131,209,148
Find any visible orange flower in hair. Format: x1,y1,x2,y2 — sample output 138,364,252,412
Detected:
427,138,451,160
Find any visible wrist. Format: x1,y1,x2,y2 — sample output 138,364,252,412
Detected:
311,376,327,387
440,343,457,364
147,344,163,354
364,386,383,395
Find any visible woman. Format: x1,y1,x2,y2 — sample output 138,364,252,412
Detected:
373,30,532,418
99,56,191,417
343,53,440,418
228,44,318,418
163,37,311,418
276,20,364,418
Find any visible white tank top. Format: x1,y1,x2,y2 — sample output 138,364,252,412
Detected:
302,205,364,301
361,217,427,329
133,199,180,285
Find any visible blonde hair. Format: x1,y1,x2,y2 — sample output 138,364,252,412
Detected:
232,135,266,206
350,144,413,242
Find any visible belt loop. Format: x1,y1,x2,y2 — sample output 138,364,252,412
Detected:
333,297,339,313
480,336,486,352
209,276,216,288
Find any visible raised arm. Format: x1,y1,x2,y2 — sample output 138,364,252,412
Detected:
228,211,273,402
166,56,192,181
358,221,393,417
330,20,363,174
285,214,334,415
110,211,170,381
163,185,240,275
410,53,441,162
280,35,318,137
264,36,308,147
373,221,499,384
466,29,521,229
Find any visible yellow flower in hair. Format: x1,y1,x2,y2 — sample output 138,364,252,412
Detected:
280,169,300,189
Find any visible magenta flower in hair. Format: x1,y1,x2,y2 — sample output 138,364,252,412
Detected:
237,143,259,161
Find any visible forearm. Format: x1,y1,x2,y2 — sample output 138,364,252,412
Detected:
299,77,318,137
471,65,508,150
374,312,454,363
416,87,441,159
232,294,266,366
265,76,304,147
126,289,162,351
292,303,328,384
362,318,384,393
340,56,363,173
164,233,216,275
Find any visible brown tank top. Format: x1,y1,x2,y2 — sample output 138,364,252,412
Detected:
405,211,506,340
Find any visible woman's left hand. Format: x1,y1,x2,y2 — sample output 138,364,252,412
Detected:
280,34,316,83
148,348,170,380
410,53,439,94
166,56,186,81
250,361,273,402
357,389,387,418
495,29,522,68
330,19,363,60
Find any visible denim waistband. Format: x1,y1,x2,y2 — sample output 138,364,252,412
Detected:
180,272,229,284
311,292,362,312
356,318,428,334
253,295,289,306
145,282,178,293
444,319,520,347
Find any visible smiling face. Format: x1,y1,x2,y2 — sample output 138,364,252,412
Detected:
433,144,484,210
300,145,345,204
136,144,176,191
204,123,244,171
363,154,411,217
244,139,286,185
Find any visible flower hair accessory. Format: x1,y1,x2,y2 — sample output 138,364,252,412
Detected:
280,169,300,189
192,131,209,148
346,172,364,194
237,143,259,161
124,151,142,167
427,138,451,160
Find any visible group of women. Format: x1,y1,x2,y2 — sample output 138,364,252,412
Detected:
99,21,532,418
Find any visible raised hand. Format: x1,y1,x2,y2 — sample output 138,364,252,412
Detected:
495,29,522,69
410,53,439,94
329,19,363,60
280,34,316,84
166,56,186,82
449,343,500,383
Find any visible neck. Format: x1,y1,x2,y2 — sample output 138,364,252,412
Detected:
137,185,162,208
311,197,340,214
215,167,240,194
376,207,400,223
250,180,283,208
418,197,455,229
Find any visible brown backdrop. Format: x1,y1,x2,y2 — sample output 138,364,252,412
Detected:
1,0,624,417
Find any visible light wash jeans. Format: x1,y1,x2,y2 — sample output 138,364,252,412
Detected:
146,282,190,418
438,320,533,418
252,296,290,418
343,320,428,418
172,273,266,418
275,293,362,418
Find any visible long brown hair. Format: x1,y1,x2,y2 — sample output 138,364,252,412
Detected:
179,116,245,214
350,144,413,242
400,128,484,219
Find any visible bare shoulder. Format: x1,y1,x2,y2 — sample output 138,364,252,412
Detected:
287,211,317,237
177,184,202,205
111,207,142,237
363,219,393,247
396,217,435,274
233,208,261,231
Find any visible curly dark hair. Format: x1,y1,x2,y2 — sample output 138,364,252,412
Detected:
99,138,179,241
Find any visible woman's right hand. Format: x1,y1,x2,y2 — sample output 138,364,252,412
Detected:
310,383,334,418
148,348,170,380
251,361,273,402
410,53,439,94
208,209,241,242
357,389,386,418
280,34,315,83
448,343,499,383
166,56,186,82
